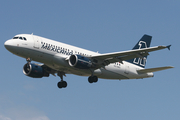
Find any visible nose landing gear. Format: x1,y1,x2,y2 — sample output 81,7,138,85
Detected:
26,57,32,63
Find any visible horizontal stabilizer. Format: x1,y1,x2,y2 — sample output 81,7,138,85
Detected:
166,45,171,50
137,66,174,74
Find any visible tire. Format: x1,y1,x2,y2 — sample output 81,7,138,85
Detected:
62,81,67,88
88,76,93,83
57,82,63,88
93,76,98,83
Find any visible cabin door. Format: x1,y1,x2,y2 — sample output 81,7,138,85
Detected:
33,36,39,49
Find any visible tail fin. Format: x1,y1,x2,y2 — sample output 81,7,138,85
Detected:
126,34,152,68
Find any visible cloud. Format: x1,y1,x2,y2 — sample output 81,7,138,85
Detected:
0,86,50,120
3,107,50,120
28,116,50,120
0,115,50,120
0,114,50,120
0,105,50,120
0,115,11,120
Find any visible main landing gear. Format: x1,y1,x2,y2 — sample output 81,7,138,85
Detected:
88,69,98,83
57,72,67,89
57,70,98,89
88,76,98,83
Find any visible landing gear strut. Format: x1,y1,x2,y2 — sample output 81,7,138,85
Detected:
57,72,67,89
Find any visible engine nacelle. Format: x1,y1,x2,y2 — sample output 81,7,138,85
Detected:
23,63,49,78
68,54,92,69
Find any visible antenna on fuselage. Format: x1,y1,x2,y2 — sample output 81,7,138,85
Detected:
31,33,33,35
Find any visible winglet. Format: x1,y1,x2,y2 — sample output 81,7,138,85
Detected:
166,45,171,50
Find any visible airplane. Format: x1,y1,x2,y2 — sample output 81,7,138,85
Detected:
4,34,173,89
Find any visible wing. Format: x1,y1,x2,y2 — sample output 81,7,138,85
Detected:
90,45,170,67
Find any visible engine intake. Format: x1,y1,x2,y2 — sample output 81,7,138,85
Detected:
23,63,49,78
69,54,92,69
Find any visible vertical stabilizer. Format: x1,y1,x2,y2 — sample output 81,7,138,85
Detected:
126,34,152,68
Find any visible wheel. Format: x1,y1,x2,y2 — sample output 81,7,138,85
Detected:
88,76,93,83
88,76,98,83
93,76,98,83
57,82,63,88
57,81,67,88
62,81,67,88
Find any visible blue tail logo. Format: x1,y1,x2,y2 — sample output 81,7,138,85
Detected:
133,41,147,67
126,34,152,68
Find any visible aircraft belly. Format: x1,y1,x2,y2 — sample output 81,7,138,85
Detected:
46,64,91,76
67,69,91,76
98,65,129,79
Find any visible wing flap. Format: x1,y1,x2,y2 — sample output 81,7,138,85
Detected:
137,66,174,74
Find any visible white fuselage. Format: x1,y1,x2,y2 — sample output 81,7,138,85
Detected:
4,34,153,80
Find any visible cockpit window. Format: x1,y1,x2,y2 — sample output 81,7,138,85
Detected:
23,37,27,40
12,36,27,41
13,37,19,39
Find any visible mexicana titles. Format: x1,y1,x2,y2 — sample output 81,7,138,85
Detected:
41,42,73,56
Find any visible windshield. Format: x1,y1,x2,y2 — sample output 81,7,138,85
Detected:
13,36,27,40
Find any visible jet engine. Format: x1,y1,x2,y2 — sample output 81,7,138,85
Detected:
23,63,49,78
68,54,92,69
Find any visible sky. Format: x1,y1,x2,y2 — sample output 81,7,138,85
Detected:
0,0,179,120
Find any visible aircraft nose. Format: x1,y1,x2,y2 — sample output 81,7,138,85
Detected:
4,39,14,50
